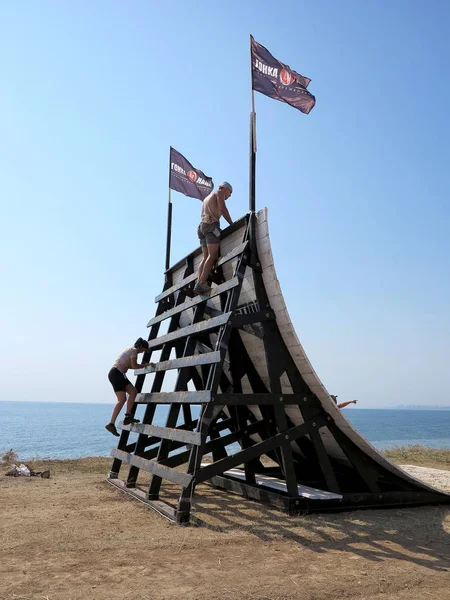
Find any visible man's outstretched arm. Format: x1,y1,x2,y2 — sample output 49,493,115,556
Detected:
337,400,358,409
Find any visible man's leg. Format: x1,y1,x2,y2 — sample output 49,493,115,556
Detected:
197,246,209,282
198,243,220,284
109,391,126,424
105,391,126,435
125,384,138,414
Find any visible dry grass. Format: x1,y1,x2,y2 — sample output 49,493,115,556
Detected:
1,448,18,464
382,445,450,470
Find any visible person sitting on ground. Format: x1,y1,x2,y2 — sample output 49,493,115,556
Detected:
331,394,358,409
105,338,155,436
193,181,233,295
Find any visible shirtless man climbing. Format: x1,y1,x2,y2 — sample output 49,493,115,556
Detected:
193,181,233,295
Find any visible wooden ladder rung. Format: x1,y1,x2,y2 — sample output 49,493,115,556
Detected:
135,391,212,404
111,450,193,487
146,312,232,351
147,278,239,327
120,422,202,446
134,351,221,376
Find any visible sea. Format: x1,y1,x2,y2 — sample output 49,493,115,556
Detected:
0,401,449,461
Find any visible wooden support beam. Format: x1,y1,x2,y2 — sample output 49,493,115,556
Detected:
161,418,267,468
231,309,275,328
214,393,304,405
196,419,324,484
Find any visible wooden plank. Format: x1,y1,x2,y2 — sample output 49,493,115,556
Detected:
111,449,193,488
208,474,290,511
220,468,343,500
121,422,202,446
147,278,239,327
134,352,221,376
107,479,178,522
146,312,232,351
136,391,212,404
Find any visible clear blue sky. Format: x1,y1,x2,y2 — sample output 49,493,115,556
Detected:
1,1,449,407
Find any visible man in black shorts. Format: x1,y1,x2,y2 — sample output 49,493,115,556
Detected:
194,182,233,295
105,338,154,436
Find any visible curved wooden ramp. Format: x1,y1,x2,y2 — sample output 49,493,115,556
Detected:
108,209,450,524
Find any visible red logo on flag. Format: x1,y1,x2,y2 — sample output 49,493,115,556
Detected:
280,70,295,86
187,171,197,182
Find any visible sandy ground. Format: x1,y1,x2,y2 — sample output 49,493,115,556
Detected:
0,462,449,600
400,464,450,490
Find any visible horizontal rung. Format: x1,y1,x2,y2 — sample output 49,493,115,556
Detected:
147,312,231,351
155,273,197,304
136,391,212,404
216,240,248,268
148,278,239,327
121,422,202,445
111,449,193,487
214,393,305,405
155,241,248,304
135,351,221,376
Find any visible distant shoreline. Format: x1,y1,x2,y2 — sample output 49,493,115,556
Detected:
1,399,450,410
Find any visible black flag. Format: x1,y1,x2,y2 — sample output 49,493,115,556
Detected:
251,36,316,115
169,147,213,201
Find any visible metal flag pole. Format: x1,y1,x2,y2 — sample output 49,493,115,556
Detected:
165,149,173,272
249,35,257,213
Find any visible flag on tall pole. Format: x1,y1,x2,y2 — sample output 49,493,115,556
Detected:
251,36,316,115
169,147,213,201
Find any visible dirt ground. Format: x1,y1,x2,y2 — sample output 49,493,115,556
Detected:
1,459,449,600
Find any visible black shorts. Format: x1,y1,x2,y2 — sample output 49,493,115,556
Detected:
197,221,221,246
108,367,132,392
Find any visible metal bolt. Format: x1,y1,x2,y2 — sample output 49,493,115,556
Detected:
266,312,270,317
285,435,289,440
295,500,299,505
244,430,248,435
303,397,307,402
312,422,316,427
256,262,260,267
279,396,283,402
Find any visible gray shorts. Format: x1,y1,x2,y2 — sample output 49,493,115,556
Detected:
197,221,221,246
